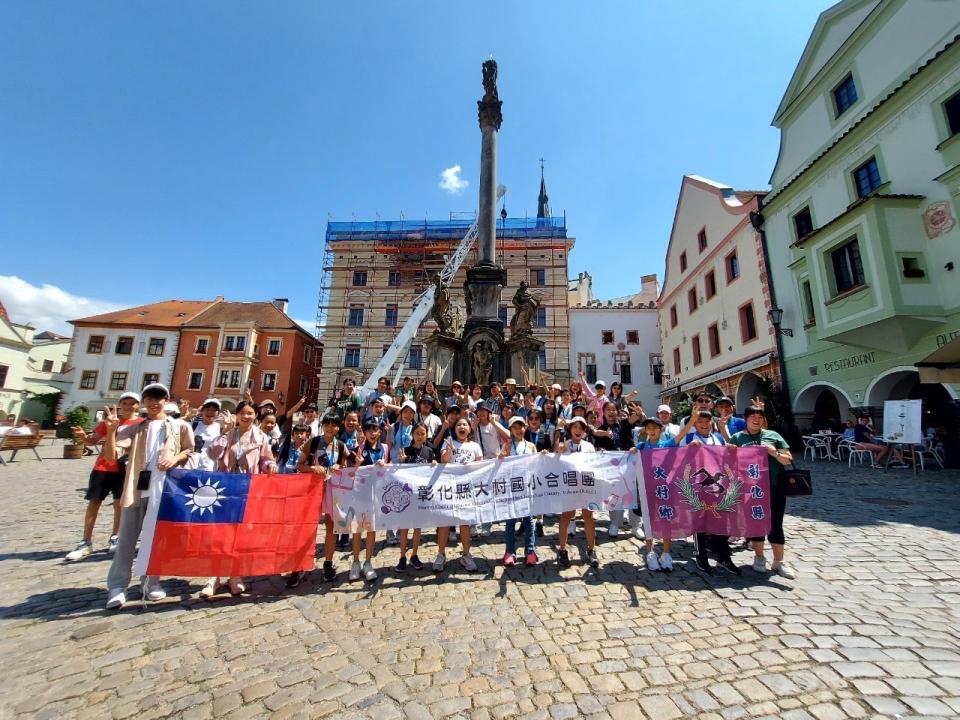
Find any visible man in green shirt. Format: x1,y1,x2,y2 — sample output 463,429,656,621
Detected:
328,378,365,420
728,405,796,579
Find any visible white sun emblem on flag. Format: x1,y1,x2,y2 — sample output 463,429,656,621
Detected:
184,478,224,516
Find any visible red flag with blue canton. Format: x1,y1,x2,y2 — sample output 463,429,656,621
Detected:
141,469,324,577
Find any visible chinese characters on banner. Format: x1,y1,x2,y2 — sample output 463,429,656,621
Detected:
638,446,772,539
329,452,637,533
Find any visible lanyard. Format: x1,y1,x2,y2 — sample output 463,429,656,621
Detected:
512,439,530,455
365,443,383,464
568,441,581,453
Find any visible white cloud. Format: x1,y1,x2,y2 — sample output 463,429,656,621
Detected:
0,275,127,336
292,317,318,335
439,164,469,195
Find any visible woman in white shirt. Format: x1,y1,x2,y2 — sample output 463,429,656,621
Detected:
555,417,599,569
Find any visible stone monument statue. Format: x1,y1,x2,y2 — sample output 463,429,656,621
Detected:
472,340,493,387
509,281,541,338
431,274,457,335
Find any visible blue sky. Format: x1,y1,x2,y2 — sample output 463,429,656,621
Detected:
0,1,835,334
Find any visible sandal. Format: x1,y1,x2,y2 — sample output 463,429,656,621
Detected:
199,578,218,599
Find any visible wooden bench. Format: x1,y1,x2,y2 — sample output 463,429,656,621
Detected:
0,433,43,465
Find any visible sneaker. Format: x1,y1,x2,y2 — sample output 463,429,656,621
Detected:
557,548,571,568
752,555,768,573
771,561,796,579
478,524,491,537
200,578,217,598
645,551,662,572
105,588,126,609
410,554,424,571
362,561,377,582
386,529,400,545
432,553,446,572
525,551,538,567
285,571,303,588
659,552,673,572
695,555,713,575
502,552,516,567
632,524,645,540
336,534,350,548
716,558,742,576
141,576,166,601
65,540,92,562
394,556,408,573
535,521,544,538
107,535,119,554
460,553,477,572
607,524,620,538
349,560,362,581
228,578,245,595
587,548,599,568
322,561,336,582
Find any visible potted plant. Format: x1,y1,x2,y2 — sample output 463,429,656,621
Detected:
58,407,91,459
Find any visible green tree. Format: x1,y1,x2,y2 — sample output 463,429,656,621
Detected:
57,406,91,439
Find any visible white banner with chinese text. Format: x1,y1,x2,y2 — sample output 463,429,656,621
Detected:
328,452,639,532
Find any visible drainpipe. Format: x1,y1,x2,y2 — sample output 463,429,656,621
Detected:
751,204,799,444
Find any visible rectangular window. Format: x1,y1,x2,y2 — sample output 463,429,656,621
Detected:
672,347,681,374
680,252,688,272
740,302,758,342
195,338,208,354
352,270,368,287
539,348,547,370
408,345,423,370
345,345,361,368
726,251,740,283
217,370,229,388
530,268,546,286
189,371,204,390
853,156,882,198
229,370,241,389
115,336,134,355
87,336,105,354
42,359,54,372
388,270,401,287
688,287,698,313
303,346,311,364
0,365,5,388
498,305,508,325
147,337,165,356
266,339,281,355
831,238,866,294
108,372,127,391
697,229,707,252
901,256,926,279
235,336,246,352
80,370,97,390
946,90,960,137
348,306,364,327
533,307,546,327
299,376,309,396
793,207,814,240
705,270,716,299
585,363,597,385
833,73,858,116
601,331,614,345
224,336,235,351
620,363,632,385
691,335,702,366
262,372,277,391
801,281,816,326
385,305,399,327
708,323,721,357
626,330,639,344
142,373,159,387
670,305,678,328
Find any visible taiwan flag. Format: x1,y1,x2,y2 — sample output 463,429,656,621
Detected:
134,469,325,578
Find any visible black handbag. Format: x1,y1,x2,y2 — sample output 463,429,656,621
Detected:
781,463,813,496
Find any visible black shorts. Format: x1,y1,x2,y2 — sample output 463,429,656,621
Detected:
85,470,124,502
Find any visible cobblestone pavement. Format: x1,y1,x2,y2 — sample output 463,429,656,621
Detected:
2,445,960,720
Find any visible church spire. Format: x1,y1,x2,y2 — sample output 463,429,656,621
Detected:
537,158,551,219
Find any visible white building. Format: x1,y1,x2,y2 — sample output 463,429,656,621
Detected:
59,299,215,414
658,176,780,409
568,274,663,413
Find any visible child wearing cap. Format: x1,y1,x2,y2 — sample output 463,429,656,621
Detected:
395,423,437,574
66,392,143,562
499,416,540,567
189,399,222,471
629,418,677,572
436,418,482,572
555,416,599,569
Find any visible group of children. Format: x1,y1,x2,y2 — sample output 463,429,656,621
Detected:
65,375,796,610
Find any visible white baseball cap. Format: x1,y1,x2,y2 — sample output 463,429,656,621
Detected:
118,392,141,403
657,404,673,414
507,415,527,427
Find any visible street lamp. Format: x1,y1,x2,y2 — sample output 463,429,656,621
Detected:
768,305,793,337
